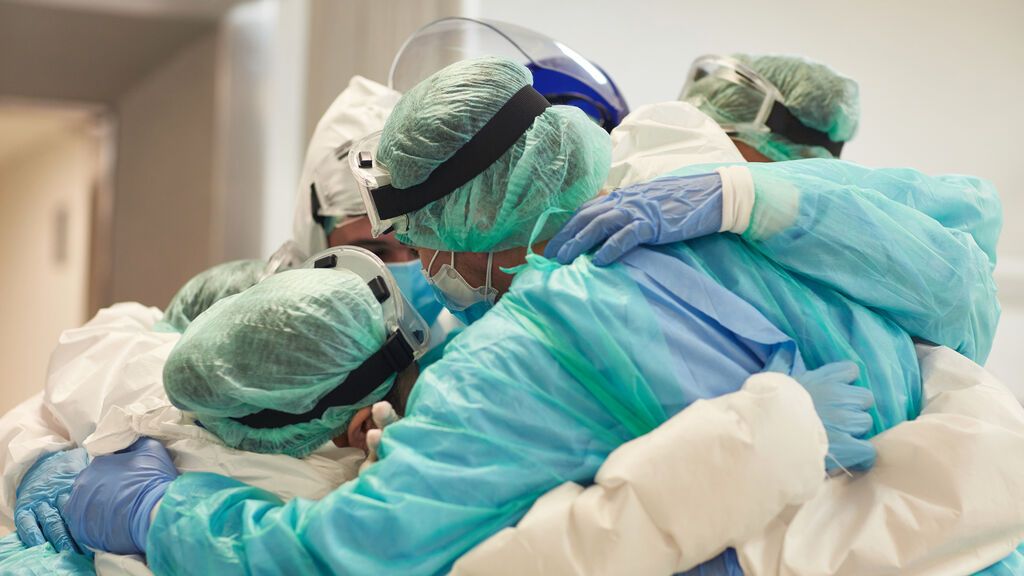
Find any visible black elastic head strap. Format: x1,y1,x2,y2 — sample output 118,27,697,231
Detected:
371,85,551,220
232,331,414,430
310,184,331,234
765,102,844,157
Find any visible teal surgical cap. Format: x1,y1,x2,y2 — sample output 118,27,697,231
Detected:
688,54,860,161
154,259,265,333
163,269,392,458
378,56,611,253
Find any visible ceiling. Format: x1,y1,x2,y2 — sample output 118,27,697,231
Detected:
0,101,96,165
2,0,242,19
0,0,221,104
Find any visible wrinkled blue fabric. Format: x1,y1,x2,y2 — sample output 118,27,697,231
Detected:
551,160,1000,366
738,160,1000,364
148,250,807,575
142,162,969,575
387,260,444,326
0,534,95,575
671,160,1001,576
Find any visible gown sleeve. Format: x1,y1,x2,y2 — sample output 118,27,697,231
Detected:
731,159,1000,363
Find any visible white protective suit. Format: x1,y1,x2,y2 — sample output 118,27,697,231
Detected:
453,102,1024,576
0,303,365,576
292,75,401,259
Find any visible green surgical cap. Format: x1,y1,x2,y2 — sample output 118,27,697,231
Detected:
163,269,392,458
379,56,611,253
687,54,860,161
154,259,265,333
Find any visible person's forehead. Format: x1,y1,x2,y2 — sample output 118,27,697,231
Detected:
331,216,374,244
328,215,410,253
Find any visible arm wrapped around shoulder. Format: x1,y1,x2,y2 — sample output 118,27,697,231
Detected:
452,372,827,576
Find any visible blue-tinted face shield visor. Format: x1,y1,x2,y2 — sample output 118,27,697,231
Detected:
389,17,629,131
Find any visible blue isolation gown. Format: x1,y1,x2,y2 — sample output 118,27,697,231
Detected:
0,533,95,575
146,161,1002,575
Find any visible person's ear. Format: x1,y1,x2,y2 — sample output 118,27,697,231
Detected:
345,407,374,451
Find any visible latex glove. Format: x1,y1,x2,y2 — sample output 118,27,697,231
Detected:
64,437,178,555
358,402,401,475
545,173,724,266
796,361,877,473
14,448,89,552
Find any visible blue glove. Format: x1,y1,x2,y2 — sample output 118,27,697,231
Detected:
64,438,178,555
14,448,89,552
545,173,724,266
796,361,877,473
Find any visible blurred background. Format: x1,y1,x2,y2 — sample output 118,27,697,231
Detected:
0,0,1020,414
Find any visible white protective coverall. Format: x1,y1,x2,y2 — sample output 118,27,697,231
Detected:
0,303,366,575
452,102,1024,576
292,75,401,258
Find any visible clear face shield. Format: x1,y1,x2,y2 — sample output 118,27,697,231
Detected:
303,246,431,360
389,17,627,130
679,55,786,135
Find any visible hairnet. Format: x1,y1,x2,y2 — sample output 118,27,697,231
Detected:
686,54,859,161
163,269,392,458
378,56,611,253
154,259,265,333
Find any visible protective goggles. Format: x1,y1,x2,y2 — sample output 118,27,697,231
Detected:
388,17,628,131
680,55,843,156
350,84,550,238
232,246,430,430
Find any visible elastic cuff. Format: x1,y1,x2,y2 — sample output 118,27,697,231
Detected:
717,166,755,234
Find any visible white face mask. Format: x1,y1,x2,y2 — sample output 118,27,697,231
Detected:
423,251,497,325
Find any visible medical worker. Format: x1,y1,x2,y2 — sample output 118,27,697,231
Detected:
160,249,430,460
58,56,1002,575
8,43,622,556
289,21,632,365
547,54,1015,574
680,53,857,162
449,101,1022,576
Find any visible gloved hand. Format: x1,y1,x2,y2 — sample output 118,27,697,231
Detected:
545,173,724,266
795,361,877,473
64,437,178,555
358,401,401,475
14,448,89,552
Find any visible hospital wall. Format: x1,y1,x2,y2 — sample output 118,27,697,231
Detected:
473,0,1024,397
0,121,96,414
109,31,220,309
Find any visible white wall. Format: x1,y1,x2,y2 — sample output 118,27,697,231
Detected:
0,117,97,414
475,0,1023,391
111,31,219,308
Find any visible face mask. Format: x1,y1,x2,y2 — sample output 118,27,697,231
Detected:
387,260,444,326
424,251,497,326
